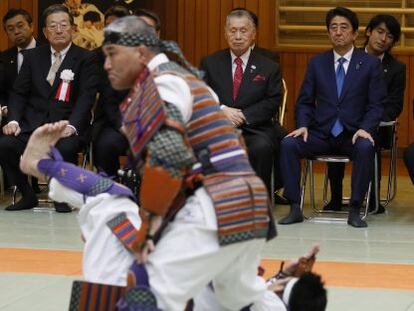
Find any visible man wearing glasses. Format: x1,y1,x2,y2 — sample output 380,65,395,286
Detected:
0,4,98,212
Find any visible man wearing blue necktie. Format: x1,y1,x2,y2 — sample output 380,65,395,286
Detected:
278,7,386,227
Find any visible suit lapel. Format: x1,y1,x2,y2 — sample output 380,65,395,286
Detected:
338,49,359,102
236,52,256,103
324,51,338,103
221,50,234,105
50,45,78,94
381,52,392,84
9,47,18,79
40,46,52,88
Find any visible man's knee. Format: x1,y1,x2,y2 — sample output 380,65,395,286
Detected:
354,138,375,156
281,136,298,153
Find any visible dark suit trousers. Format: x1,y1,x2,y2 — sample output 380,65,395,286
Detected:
93,126,129,177
404,143,414,184
0,134,85,200
280,130,375,206
327,127,390,203
243,130,274,195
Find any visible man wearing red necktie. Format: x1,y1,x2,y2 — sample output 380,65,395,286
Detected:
200,9,284,197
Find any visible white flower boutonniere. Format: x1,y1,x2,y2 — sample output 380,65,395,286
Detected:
56,69,75,102
60,69,75,82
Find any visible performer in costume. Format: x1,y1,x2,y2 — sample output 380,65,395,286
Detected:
21,16,284,310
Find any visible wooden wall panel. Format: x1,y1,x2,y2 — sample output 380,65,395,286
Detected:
0,0,412,148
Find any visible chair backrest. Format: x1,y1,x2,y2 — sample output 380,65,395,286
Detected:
279,78,288,126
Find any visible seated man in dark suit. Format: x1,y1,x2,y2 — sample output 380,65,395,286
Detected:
200,9,283,195
0,9,38,191
279,7,386,227
0,4,98,212
92,5,130,178
0,8,37,109
326,14,406,214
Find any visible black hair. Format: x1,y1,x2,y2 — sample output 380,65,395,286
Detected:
325,7,358,32
289,273,327,311
84,11,101,23
42,4,74,28
365,14,401,48
2,8,32,29
135,8,161,31
104,5,130,23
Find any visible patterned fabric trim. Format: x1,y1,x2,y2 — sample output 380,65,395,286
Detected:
107,212,139,253
153,65,275,245
119,67,166,159
68,280,125,311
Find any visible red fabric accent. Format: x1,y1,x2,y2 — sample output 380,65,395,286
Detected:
55,82,63,100
65,83,71,102
232,57,243,102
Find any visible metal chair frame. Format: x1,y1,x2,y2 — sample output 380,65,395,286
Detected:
300,155,372,223
271,78,288,204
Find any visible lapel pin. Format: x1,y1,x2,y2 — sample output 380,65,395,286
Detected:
355,61,363,70
250,64,256,73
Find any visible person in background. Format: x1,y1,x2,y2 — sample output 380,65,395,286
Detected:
92,5,130,179
278,7,386,227
0,4,98,212
325,14,406,214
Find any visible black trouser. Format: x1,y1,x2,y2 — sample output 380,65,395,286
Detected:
0,133,85,201
93,126,129,178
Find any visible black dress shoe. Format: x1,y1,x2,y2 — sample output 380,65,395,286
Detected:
347,211,367,228
54,202,72,213
274,193,289,205
323,200,342,211
278,204,304,225
5,196,38,211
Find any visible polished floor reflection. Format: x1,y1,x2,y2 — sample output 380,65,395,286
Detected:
0,160,413,311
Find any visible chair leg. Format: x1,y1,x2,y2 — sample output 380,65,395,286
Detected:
322,164,329,206
299,160,309,213
309,160,316,211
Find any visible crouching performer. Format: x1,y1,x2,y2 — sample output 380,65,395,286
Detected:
21,15,284,311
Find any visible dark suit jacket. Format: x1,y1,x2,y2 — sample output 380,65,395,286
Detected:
91,48,127,140
381,52,406,122
253,46,280,64
0,42,40,106
296,48,386,136
8,44,99,136
200,49,284,142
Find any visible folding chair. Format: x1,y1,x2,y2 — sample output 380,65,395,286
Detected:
300,155,373,223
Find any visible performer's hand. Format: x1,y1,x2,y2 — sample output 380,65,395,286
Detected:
3,122,21,136
352,129,374,146
283,243,320,276
222,106,245,127
286,127,308,142
137,239,156,263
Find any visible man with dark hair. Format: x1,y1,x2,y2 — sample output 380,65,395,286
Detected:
288,273,327,311
0,8,37,108
0,4,98,212
326,14,406,213
104,5,130,26
92,6,130,178
200,9,284,197
279,7,386,227
135,8,161,37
